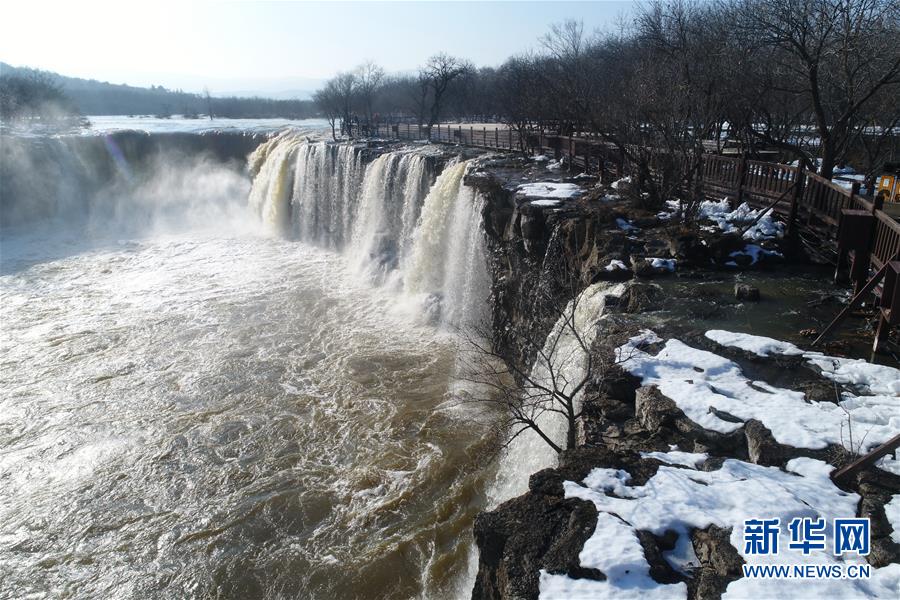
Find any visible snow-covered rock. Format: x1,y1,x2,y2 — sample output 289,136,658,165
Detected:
616,330,900,450
517,182,584,199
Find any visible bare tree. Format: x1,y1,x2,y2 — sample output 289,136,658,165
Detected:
354,60,385,129
313,80,343,140
0,71,77,124
333,71,358,136
736,0,900,179
496,55,543,149
421,53,473,132
459,273,634,453
203,87,213,120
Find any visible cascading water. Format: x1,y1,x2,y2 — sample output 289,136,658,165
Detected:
487,281,626,504
348,150,430,280
403,160,491,328
1,131,260,230
246,132,489,328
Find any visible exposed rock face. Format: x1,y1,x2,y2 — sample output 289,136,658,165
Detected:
466,163,898,600
690,526,745,600
470,316,900,600
472,448,666,600
472,483,600,600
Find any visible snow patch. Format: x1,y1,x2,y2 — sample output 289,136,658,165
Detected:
877,455,900,476
705,330,803,357
610,176,631,190
530,199,563,208
540,511,688,599
657,199,681,220
545,457,900,600
700,199,785,240
640,450,708,468
605,259,628,272
616,217,639,232
545,159,563,171
616,332,899,450
705,330,900,396
518,182,584,199
729,244,782,265
886,496,900,545
648,257,676,271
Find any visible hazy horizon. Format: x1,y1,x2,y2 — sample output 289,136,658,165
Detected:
1,0,635,97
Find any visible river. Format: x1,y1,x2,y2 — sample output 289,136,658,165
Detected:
0,122,517,599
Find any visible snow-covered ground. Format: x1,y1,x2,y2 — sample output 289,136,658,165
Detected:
538,329,899,599
541,454,900,599
517,182,584,200
699,199,785,241
617,330,898,450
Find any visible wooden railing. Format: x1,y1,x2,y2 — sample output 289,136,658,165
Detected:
350,122,900,274
871,211,900,270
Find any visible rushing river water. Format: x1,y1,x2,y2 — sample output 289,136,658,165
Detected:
0,128,514,599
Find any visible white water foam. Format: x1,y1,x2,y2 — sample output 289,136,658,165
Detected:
247,133,490,330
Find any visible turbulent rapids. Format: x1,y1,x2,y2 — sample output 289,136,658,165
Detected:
0,128,502,599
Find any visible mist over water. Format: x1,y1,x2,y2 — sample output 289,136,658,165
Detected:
0,127,502,599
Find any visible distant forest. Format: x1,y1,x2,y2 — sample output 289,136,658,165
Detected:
315,0,898,187
0,63,318,119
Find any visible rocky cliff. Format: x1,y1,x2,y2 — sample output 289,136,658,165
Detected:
465,163,900,600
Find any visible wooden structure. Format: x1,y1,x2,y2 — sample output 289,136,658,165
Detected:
831,434,900,483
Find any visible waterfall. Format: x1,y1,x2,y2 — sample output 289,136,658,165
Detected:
247,135,365,243
487,282,626,504
403,160,490,327
247,132,490,328
247,134,304,232
348,150,430,280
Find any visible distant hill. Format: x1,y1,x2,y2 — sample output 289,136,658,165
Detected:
0,62,318,118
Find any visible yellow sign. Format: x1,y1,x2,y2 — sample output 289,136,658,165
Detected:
878,174,900,203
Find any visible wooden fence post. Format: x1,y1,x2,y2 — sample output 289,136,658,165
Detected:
786,166,806,238
569,137,575,170
736,153,748,206
848,181,872,294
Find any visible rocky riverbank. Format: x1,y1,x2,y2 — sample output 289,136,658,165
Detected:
465,155,900,600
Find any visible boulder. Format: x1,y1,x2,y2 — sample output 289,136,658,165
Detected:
472,478,602,600
734,283,760,301
635,386,680,431
620,283,665,313
692,525,744,577
744,419,788,466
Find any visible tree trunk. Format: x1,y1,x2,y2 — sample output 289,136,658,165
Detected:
566,419,577,450
820,137,836,180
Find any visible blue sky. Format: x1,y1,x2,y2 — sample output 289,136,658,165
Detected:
1,1,636,95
